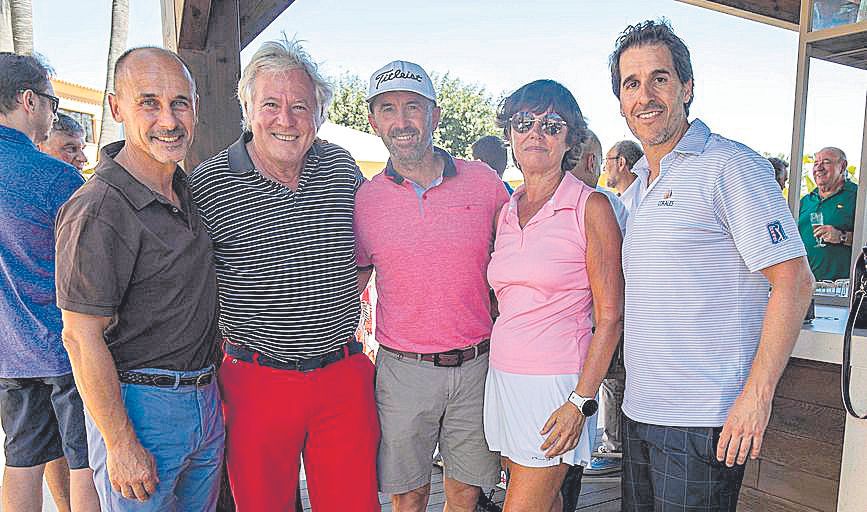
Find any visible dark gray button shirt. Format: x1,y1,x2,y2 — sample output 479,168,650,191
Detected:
55,141,220,371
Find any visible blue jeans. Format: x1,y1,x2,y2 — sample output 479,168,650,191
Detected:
85,367,224,511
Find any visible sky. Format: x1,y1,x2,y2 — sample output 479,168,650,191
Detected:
32,0,867,167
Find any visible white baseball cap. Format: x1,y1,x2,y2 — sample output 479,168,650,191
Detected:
366,60,436,103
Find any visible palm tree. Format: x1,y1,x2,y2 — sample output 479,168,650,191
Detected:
0,0,13,53
9,0,32,55
98,0,128,150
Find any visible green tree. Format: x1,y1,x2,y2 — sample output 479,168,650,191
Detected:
327,73,375,135
326,72,500,158
430,73,499,158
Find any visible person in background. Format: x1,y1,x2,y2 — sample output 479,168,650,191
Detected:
357,59,506,512
609,20,813,510
603,139,644,213
570,129,628,234
567,129,629,489
37,119,89,512
473,134,514,194
485,79,623,511
56,47,224,511
0,52,98,512
190,38,379,511
797,147,856,281
38,113,88,171
768,157,788,190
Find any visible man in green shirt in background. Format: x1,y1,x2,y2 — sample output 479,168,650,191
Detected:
798,147,856,281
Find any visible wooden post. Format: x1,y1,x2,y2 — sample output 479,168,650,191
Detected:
785,0,812,219
159,0,180,52
177,0,242,170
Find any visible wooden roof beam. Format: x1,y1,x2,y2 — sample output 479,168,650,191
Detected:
239,0,294,49
178,0,213,51
677,0,800,30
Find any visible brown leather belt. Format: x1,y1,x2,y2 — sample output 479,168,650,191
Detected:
380,339,489,367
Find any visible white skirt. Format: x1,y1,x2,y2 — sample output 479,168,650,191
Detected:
483,367,594,468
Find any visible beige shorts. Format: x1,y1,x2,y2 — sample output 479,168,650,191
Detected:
374,347,501,494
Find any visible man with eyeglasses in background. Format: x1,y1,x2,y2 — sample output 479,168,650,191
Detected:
39,113,89,172
0,52,99,512
603,140,644,214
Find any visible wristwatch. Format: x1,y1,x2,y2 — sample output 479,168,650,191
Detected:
567,392,598,417
840,231,849,244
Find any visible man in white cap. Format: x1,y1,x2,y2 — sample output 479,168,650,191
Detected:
355,60,508,511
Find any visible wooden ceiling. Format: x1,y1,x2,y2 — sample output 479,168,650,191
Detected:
677,0,801,29
177,0,295,51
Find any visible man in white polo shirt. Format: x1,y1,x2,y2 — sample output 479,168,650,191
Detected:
608,20,814,510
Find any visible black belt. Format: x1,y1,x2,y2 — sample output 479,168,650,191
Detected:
118,370,214,388
380,339,489,367
224,338,362,372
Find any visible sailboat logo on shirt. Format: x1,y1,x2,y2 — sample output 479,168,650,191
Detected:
657,189,674,207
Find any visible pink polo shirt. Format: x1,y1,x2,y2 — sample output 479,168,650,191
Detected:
487,173,594,375
355,150,509,353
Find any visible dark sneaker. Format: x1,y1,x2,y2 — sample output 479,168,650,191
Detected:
584,456,621,476
476,490,501,511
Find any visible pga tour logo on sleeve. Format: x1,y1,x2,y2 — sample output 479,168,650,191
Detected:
766,220,788,244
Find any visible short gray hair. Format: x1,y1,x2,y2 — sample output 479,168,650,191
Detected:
819,146,847,163
53,113,85,137
579,130,603,181
238,37,333,132
612,140,644,170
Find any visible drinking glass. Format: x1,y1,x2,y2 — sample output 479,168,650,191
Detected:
811,212,826,247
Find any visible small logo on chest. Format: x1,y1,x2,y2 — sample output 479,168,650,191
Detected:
657,189,674,207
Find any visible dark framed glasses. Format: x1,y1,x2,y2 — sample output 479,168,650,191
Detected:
20,89,60,114
509,112,567,136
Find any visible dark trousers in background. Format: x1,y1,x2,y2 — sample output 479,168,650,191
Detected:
598,377,624,452
560,464,584,511
621,415,745,511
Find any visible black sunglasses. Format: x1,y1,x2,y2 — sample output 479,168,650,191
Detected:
20,89,59,114
509,111,568,136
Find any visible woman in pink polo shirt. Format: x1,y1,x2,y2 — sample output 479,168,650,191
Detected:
483,80,624,511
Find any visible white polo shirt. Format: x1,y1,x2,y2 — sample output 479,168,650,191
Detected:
622,119,806,427
618,167,647,216
596,186,628,235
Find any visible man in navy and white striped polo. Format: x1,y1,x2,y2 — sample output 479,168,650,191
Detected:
609,20,814,511
189,38,379,511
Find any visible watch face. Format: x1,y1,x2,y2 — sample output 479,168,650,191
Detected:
582,399,599,417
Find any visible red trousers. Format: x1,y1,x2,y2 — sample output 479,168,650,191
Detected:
219,352,380,511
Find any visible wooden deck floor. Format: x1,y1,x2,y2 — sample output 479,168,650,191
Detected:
300,468,621,511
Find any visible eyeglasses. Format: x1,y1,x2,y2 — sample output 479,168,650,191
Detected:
604,155,621,162
20,89,60,114
509,112,567,136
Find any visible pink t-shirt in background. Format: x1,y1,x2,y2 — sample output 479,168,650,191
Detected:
487,173,595,375
355,154,509,353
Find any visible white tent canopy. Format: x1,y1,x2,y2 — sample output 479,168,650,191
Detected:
317,121,389,164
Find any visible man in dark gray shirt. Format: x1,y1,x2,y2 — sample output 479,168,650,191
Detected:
55,47,223,511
